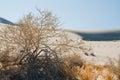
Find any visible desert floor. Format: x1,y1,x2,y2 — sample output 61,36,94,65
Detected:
82,40,120,65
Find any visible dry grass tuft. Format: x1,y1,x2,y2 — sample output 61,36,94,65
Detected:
60,54,85,80
109,56,120,80
60,54,116,80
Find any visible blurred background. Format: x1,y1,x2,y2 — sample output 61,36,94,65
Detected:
0,0,120,30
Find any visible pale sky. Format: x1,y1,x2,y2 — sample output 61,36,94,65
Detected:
0,0,120,30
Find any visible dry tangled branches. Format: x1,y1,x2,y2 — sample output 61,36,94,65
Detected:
0,10,118,80
0,10,85,80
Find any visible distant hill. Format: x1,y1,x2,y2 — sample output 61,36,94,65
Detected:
0,17,15,25
0,17,120,41
68,29,120,41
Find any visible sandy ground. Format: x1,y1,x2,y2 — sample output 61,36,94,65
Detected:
86,41,120,59
66,30,120,65
81,41,120,65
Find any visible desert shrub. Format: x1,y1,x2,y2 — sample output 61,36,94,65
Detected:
60,54,85,80
8,49,66,80
0,10,84,80
63,54,85,68
60,54,116,80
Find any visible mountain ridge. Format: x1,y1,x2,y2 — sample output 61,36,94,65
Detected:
0,17,15,25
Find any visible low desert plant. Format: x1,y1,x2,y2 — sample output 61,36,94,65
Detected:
0,9,85,80
60,53,116,80
109,56,120,79
60,54,85,80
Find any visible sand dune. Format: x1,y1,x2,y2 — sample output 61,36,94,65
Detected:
66,30,120,65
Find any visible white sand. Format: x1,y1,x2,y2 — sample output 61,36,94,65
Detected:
81,41,120,65
66,31,120,65
85,41,120,59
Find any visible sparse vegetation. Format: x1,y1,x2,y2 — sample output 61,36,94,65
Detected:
0,10,118,80
60,54,116,80
0,10,84,80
